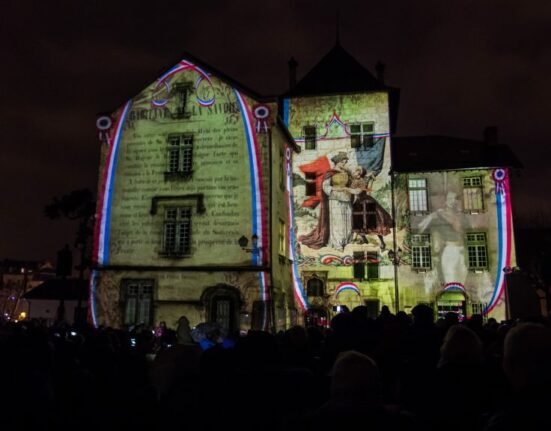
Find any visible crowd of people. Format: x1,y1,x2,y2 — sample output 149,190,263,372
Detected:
1,306,550,431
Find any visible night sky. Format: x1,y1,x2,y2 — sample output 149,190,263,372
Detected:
2,1,550,260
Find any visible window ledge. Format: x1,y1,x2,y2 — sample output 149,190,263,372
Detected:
171,112,192,120
159,252,191,259
164,171,193,181
470,268,488,273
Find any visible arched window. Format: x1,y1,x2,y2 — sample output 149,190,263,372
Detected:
307,277,324,297
202,285,241,334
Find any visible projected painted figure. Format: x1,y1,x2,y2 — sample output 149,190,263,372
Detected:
350,167,392,249
418,191,469,286
300,152,362,250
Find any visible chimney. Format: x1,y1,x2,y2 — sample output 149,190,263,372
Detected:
375,61,385,84
484,126,498,146
288,57,298,90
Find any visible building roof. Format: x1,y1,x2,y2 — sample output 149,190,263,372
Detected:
24,278,88,301
391,135,523,172
283,44,401,132
107,51,272,114
0,259,56,280
276,116,301,153
286,44,388,97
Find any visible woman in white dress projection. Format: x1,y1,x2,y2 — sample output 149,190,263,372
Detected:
418,191,469,285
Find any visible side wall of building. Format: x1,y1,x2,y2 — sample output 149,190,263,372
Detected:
270,125,299,330
91,59,274,329
94,269,265,330
394,169,516,320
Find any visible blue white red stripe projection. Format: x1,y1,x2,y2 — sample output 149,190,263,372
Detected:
285,146,308,310
234,89,268,268
483,168,512,315
93,100,132,267
335,282,361,297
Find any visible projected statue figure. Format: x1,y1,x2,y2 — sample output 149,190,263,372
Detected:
299,152,362,251
418,191,469,287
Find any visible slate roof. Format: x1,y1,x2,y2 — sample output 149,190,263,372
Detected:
24,279,88,301
391,135,523,172
286,44,388,97
283,44,400,132
105,51,302,151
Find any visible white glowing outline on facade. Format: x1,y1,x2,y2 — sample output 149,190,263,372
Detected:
258,271,269,330
88,270,98,327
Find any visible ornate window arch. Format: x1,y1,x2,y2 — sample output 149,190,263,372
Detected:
306,277,324,297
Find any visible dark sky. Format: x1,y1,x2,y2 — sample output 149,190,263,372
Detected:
2,0,550,260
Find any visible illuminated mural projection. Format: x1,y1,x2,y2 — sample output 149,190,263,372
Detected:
285,145,308,311
284,92,397,314
91,49,519,328
334,282,363,309
397,168,515,321
90,57,279,328
288,97,392,258
485,168,513,315
283,91,515,321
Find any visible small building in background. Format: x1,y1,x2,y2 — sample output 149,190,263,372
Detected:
0,259,56,322
24,278,88,325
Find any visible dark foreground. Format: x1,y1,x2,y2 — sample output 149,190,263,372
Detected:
2,307,551,431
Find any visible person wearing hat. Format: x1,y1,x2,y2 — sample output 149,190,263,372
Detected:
300,152,362,250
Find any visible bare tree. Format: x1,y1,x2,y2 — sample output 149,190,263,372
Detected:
44,189,95,324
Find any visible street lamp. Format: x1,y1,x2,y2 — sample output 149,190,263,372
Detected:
387,248,403,265
238,234,262,255
387,248,403,314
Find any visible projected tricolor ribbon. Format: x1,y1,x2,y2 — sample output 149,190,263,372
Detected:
443,282,466,293
492,168,507,195
483,168,512,315
234,89,271,324
335,282,361,297
152,59,215,108
90,100,132,326
253,104,271,133
285,146,308,311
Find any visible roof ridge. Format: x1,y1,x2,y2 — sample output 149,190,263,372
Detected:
285,44,387,97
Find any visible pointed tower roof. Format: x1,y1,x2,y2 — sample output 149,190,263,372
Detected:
286,44,387,97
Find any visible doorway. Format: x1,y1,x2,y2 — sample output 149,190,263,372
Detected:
202,284,241,334
437,290,467,321
305,308,328,327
